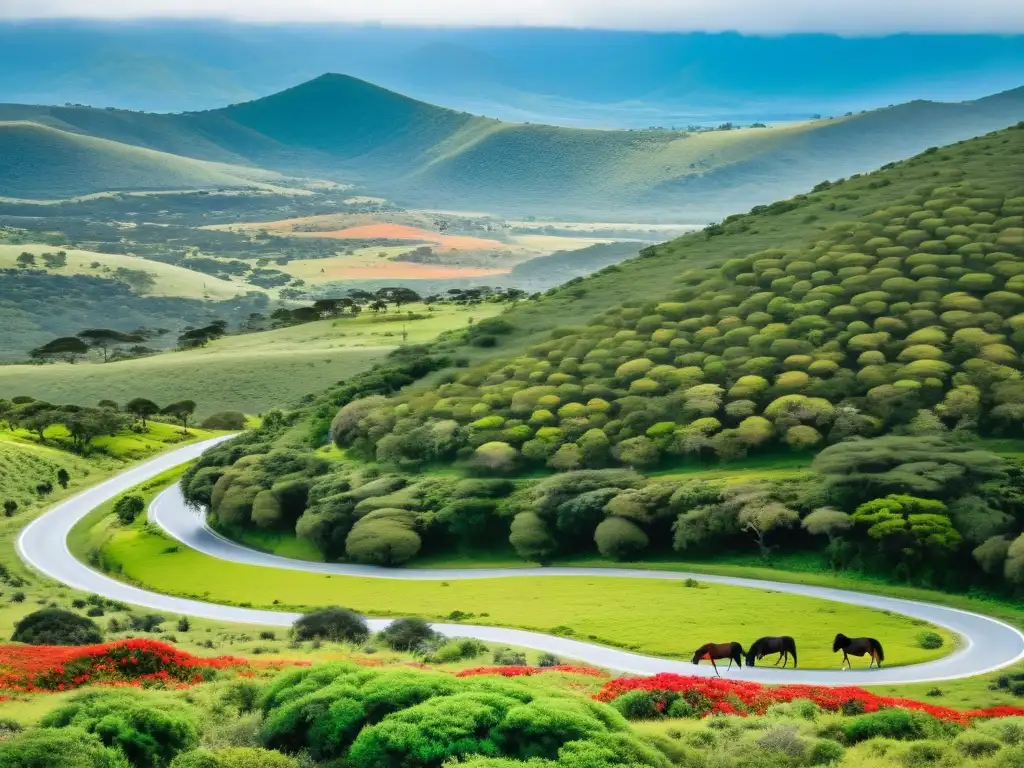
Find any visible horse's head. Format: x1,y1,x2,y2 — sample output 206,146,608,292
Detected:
744,645,757,667
832,633,847,652
691,646,707,665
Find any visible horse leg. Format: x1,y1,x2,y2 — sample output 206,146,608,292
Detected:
782,652,788,669
727,655,733,671
842,651,850,670
711,658,720,677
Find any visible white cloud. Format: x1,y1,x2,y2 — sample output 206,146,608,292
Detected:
2,0,1024,34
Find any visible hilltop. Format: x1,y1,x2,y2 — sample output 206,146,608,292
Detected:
2,75,1024,217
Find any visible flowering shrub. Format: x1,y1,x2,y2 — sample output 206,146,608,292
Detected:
594,674,1024,724
0,639,250,692
456,665,608,678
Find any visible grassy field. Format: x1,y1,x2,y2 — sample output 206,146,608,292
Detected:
0,302,496,417
92,497,953,668
0,244,255,300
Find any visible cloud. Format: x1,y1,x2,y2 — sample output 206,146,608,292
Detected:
2,0,1024,34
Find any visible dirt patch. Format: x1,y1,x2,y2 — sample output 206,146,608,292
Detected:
310,260,510,280
292,223,508,251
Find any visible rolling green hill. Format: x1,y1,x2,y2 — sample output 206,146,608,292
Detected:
2,75,1023,216
0,121,287,199
175,124,1024,593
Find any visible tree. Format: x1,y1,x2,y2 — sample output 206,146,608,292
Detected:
612,436,660,469
851,494,962,573
801,507,853,539
376,287,421,309
973,536,1011,576
41,251,67,269
470,442,518,474
162,401,197,434
63,408,127,453
738,502,799,559
125,398,160,428
16,251,35,268
29,336,89,363
509,512,557,563
3,500,18,517
594,516,649,560
292,607,369,643
114,495,144,525
1006,534,1024,586
77,329,144,363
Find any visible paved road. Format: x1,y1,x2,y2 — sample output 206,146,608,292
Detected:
17,437,1024,684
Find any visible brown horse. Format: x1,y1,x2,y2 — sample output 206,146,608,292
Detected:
833,633,885,669
692,642,744,676
745,636,798,668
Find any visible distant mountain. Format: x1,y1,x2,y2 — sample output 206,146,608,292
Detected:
2,75,1024,218
0,121,284,199
1,23,1023,126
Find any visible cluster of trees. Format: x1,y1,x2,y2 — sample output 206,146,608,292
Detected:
14,250,67,269
329,182,1024,472
0,396,198,447
29,327,164,363
184,421,1024,591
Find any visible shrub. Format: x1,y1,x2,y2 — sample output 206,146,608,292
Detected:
200,412,247,430
537,653,561,668
41,690,199,768
955,733,1002,757
492,648,527,666
842,709,947,743
611,690,661,720
114,495,145,525
917,631,944,650
807,738,845,765
292,607,369,643
378,618,438,651
0,727,130,768
345,518,422,566
594,517,649,560
171,747,299,768
509,512,557,563
11,608,102,645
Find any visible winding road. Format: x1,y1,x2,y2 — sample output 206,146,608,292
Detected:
16,437,1024,685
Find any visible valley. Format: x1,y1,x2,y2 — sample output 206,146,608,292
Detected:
2,23,1024,768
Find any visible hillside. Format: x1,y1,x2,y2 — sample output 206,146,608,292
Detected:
2,75,1024,216
176,124,1024,594
0,121,287,199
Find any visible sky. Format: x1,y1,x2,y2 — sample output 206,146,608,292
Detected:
2,0,1024,34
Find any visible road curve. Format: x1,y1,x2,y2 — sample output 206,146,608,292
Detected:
17,437,1024,685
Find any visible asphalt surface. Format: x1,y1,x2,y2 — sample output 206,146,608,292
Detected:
17,437,1024,684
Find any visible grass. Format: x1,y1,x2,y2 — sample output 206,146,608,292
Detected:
94,508,953,668
0,244,256,300
0,302,499,418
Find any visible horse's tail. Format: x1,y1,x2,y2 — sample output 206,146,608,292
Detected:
786,637,798,668
871,639,885,663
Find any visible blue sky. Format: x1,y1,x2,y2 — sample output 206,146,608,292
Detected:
2,0,1023,33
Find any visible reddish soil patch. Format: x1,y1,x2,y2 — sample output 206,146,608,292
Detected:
331,262,510,280
292,223,507,251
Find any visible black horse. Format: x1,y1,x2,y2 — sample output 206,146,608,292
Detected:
833,633,885,669
692,642,745,676
745,636,798,668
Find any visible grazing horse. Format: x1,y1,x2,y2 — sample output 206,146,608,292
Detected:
745,636,798,668
692,642,745,676
833,633,885,669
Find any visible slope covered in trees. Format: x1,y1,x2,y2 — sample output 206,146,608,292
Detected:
179,125,1024,594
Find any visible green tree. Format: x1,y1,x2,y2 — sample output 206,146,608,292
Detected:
114,495,144,525
125,398,160,429
739,502,799,559
852,494,962,574
29,336,89,363
162,401,197,434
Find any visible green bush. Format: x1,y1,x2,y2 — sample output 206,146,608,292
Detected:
955,732,1002,758
593,517,649,560
378,618,438,651
345,518,422,566
11,608,102,645
916,631,944,650
114,495,145,525
493,648,527,666
807,738,845,765
842,709,950,743
199,412,247,430
610,691,660,720
291,607,369,643
41,690,198,768
0,727,130,768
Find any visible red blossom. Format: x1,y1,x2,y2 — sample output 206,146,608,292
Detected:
456,665,608,678
593,673,1024,724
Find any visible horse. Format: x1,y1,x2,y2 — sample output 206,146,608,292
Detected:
833,633,885,669
692,642,745,676
745,636,798,668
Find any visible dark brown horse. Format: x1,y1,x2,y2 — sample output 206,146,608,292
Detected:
833,633,885,669
745,636,798,668
692,642,744,676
